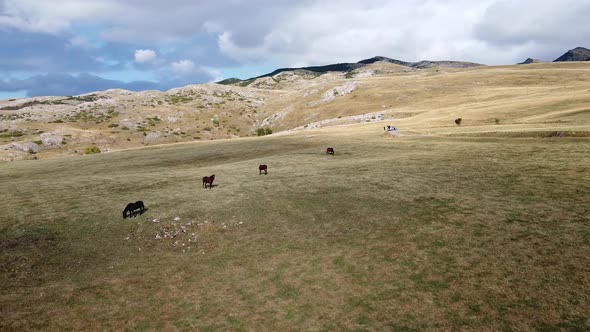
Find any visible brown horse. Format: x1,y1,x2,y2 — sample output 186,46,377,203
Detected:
455,118,462,126
326,147,335,155
202,174,215,189
259,164,268,175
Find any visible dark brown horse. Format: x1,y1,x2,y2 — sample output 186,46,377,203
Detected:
202,174,215,189
259,164,268,175
123,201,145,219
455,118,462,126
326,147,335,155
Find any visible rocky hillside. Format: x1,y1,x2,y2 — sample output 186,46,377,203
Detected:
554,47,590,62
0,85,283,161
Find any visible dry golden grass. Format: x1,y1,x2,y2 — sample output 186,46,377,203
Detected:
262,62,590,134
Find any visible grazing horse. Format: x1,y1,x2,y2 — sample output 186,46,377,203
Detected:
259,164,268,175
123,201,145,219
326,147,335,155
455,118,462,126
202,174,215,189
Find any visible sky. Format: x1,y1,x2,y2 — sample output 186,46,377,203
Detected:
0,0,589,98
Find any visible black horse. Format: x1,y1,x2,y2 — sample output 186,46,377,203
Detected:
123,201,145,219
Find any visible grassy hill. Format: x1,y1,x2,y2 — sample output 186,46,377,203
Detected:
1,62,590,330
1,62,590,162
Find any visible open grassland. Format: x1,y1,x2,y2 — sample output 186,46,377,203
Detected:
1,118,589,330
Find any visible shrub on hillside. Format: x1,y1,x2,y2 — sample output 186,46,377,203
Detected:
84,146,101,154
256,127,273,136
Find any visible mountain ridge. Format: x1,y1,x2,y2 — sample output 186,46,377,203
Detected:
217,56,484,86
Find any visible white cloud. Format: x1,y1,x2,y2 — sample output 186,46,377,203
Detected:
171,59,195,74
0,0,119,34
1,0,590,68
217,1,497,65
134,49,157,63
213,0,590,66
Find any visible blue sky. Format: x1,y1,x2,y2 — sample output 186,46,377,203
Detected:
1,0,589,98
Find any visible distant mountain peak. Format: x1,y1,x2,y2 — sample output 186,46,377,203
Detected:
518,58,544,65
554,47,590,62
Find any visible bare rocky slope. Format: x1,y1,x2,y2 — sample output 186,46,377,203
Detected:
0,84,281,161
